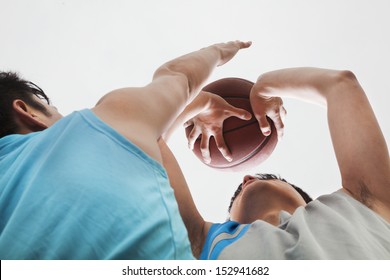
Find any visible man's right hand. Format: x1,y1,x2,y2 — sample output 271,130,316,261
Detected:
184,91,252,164
249,90,286,140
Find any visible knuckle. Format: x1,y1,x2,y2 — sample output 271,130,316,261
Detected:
254,111,263,118
260,119,270,126
189,130,199,139
216,144,226,151
200,142,209,151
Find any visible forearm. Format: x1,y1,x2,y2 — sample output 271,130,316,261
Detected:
158,139,209,258
149,41,250,139
163,91,211,141
251,67,345,107
153,41,251,107
153,45,221,102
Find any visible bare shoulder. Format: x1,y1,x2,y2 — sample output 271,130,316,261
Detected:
92,86,164,163
90,72,192,163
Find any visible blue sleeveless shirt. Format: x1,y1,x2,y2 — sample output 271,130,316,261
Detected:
0,109,194,259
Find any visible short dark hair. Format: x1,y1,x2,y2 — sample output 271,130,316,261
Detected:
0,71,51,138
228,173,313,213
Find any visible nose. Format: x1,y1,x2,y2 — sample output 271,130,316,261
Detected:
242,175,256,186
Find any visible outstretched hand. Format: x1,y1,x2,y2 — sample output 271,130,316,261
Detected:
184,91,252,164
213,40,252,67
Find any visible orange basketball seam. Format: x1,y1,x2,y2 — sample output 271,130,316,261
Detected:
222,120,258,134
207,134,272,169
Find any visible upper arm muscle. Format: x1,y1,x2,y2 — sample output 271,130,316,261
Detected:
326,73,390,215
91,74,190,162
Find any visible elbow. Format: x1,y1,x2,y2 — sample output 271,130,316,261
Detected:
324,69,363,103
153,65,193,94
334,70,359,86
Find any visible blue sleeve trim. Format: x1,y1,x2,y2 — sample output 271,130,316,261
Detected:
200,221,250,260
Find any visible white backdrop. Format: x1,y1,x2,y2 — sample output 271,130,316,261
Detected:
1,0,389,222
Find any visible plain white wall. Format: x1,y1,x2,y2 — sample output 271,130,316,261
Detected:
1,0,389,222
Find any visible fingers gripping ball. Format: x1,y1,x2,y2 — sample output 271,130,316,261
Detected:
185,78,278,172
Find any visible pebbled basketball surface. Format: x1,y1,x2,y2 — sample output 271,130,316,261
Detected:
185,77,278,172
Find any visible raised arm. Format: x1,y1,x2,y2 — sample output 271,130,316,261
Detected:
250,67,390,221
158,138,211,258
159,90,252,257
92,41,251,163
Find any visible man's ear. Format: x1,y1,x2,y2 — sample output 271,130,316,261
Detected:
12,99,48,132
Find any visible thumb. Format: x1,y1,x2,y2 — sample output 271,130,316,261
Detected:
256,114,271,136
227,105,252,121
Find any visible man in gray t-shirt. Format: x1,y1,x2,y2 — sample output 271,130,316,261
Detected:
159,67,390,259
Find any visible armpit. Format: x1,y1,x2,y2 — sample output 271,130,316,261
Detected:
342,181,374,210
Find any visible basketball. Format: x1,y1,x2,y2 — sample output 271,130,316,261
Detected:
185,77,278,172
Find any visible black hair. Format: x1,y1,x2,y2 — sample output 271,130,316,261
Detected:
228,173,313,213
0,71,51,138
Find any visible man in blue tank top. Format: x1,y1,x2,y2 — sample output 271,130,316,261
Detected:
0,40,252,259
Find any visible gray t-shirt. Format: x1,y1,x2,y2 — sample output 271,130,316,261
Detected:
200,190,390,259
